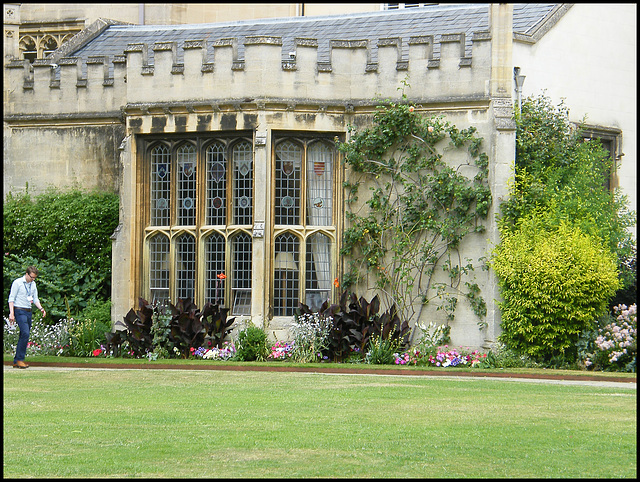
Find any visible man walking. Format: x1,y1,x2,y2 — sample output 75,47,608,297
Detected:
8,266,46,368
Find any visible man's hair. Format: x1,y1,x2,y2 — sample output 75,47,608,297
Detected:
26,266,38,276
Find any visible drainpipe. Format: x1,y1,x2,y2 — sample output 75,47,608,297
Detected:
138,3,145,25
514,66,526,113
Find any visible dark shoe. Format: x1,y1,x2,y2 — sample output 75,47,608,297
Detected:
13,361,28,369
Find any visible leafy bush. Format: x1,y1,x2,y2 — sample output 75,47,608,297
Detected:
200,302,236,349
491,217,620,361
3,187,119,322
103,298,236,359
168,298,206,358
480,342,540,369
3,253,106,323
609,245,636,311
235,324,269,361
3,187,119,276
77,299,112,325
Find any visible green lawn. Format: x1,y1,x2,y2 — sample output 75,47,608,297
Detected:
3,366,636,478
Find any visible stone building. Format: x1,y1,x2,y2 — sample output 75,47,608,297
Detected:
3,4,636,348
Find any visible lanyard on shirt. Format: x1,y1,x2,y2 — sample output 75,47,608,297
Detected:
23,280,32,298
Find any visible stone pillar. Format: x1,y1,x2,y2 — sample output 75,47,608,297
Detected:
111,135,133,329
251,121,269,329
489,3,513,98
485,3,517,349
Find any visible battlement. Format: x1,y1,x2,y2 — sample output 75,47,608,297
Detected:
5,32,493,118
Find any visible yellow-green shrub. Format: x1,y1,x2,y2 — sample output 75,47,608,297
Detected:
491,216,620,360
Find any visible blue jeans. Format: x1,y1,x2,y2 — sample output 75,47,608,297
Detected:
14,309,33,363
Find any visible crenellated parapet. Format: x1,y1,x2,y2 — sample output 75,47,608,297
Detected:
5,54,127,118
4,32,493,118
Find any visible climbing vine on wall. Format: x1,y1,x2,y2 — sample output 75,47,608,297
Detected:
338,94,491,331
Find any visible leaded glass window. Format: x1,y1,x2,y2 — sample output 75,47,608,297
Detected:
305,233,331,310
151,144,171,226
145,135,253,308
233,141,254,225
231,233,252,315
205,232,226,305
306,142,333,226
149,233,170,305
206,142,227,226
176,232,195,300
177,144,196,226
272,136,337,316
275,140,302,225
274,233,300,316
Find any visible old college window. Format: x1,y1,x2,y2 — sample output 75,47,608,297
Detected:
273,136,336,316
143,133,338,318
144,135,254,315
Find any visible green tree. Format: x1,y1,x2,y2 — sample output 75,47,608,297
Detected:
493,94,635,360
500,95,635,272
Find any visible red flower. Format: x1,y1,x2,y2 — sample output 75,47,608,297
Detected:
217,273,227,279
333,278,340,288
92,348,102,357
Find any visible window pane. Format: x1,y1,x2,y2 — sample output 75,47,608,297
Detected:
176,232,195,300
306,233,331,311
205,232,226,305
149,233,170,305
274,233,300,316
232,233,252,315
177,144,197,226
233,141,253,225
206,142,227,225
275,141,302,225
151,145,171,226
306,142,333,226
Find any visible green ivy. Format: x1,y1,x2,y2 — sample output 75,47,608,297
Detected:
338,93,491,329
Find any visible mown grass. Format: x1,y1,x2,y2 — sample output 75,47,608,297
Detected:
3,365,636,478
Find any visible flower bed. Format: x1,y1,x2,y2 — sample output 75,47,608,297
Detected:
394,345,487,367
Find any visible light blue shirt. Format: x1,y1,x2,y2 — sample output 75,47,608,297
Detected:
8,275,40,309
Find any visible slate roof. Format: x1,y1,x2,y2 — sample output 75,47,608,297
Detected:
67,3,560,70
